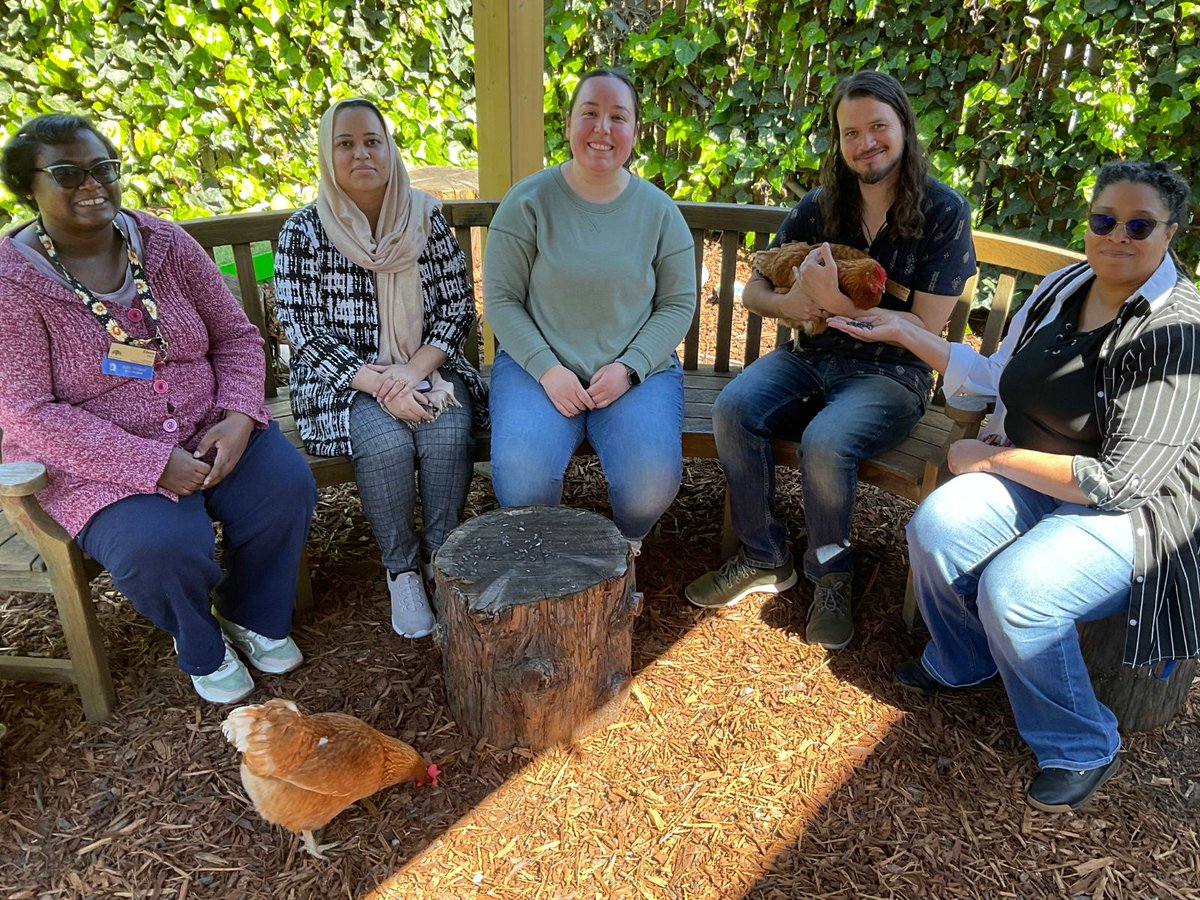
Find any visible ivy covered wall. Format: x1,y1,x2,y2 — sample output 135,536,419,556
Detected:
0,0,476,221
545,0,1198,261
1,0,1196,264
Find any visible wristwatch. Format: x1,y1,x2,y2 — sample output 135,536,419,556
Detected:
621,363,641,386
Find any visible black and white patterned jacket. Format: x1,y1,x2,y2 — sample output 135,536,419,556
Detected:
274,204,488,457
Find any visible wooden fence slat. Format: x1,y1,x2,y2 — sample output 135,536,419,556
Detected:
684,227,705,370
714,231,740,372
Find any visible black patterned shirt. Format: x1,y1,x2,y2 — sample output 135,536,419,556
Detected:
274,204,487,456
770,176,977,373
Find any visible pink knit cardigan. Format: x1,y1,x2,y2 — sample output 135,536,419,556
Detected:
0,210,270,537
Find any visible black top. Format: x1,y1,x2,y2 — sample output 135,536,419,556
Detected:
999,283,1112,455
985,257,1200,667
769,175,977,372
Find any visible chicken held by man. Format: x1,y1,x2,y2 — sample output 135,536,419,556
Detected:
222,698,439,859
753,241,887,335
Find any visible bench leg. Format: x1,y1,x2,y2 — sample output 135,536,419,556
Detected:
720,489,739,560
43,542,116,723
901,567,921,633
294,546,314,615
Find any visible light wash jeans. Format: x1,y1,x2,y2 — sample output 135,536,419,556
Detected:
489,350,683,541
712,344,929,579
907,471,1133,770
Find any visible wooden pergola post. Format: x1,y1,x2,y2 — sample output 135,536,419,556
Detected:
473,0,545,200
471,0,545,363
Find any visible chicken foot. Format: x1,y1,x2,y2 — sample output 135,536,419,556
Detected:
301,829,340,860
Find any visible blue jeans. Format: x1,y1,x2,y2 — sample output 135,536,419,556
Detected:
713,345,929,579
907,472,1133,769
348,373,475,574
78,422,317,676
489,350,683,540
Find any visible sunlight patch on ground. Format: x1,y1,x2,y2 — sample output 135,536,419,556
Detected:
364,599,905,899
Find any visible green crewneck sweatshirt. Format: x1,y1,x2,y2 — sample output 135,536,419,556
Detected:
483,165,697,383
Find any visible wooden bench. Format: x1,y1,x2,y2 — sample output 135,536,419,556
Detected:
0,200,1084,720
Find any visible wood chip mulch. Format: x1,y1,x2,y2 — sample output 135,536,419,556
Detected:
2,241,1198,898
2,463,1197,899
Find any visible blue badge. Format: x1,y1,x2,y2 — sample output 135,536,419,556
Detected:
101,355,155,380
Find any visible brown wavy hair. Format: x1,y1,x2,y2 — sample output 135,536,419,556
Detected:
817,71,928,240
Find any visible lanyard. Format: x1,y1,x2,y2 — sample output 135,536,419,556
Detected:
34,216,168,361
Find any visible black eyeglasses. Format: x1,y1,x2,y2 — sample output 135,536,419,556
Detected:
31,159,122,189
1087,213,1165,241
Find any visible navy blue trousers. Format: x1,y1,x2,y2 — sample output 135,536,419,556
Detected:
77,422,317,676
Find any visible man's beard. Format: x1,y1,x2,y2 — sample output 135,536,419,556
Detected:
852,154,902,186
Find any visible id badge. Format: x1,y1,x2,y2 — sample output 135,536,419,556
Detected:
107,343,157,366
101,355,154,380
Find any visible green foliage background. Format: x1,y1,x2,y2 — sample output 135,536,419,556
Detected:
0,0,476,222
545,0,1199,264
1,0,1196,264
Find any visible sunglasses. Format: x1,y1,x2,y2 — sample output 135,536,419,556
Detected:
31,159,122,189
1087,213,1165,241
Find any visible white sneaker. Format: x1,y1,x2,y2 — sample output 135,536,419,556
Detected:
190,638,255,704
420,558,435,582
389,571,436,638
215,613,304,674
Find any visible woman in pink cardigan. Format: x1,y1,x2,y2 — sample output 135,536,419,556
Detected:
0,114,317,705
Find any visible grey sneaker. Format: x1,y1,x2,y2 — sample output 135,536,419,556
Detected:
190,639,255,704
389,571,436,638
215,613,304,675
807,572,853,650
685,551,798,609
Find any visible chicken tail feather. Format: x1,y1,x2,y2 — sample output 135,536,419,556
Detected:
222,698,319,779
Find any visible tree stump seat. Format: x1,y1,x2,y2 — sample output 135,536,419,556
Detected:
434,506,640,750
1080,614,1198,733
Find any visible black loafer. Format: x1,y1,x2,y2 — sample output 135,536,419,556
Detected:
1026,757,1121,813
894,658,994,695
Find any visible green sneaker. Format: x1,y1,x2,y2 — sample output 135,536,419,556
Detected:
685,551,798,609
190,640,256,704
215,612,304,674
806,572,853,650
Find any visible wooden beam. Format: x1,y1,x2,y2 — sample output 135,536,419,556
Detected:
473,0,544,362
474,0,545,199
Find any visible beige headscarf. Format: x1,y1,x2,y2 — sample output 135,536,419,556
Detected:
315,98,458,416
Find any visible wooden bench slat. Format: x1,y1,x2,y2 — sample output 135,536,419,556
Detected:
713,231,741,372
684,227,705,370
744,231,771,366
0,518,49,578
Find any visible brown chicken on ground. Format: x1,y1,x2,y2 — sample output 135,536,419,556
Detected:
222,698,438,859
753,241,888,335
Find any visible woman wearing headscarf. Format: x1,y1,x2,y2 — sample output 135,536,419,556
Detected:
274,98,486,639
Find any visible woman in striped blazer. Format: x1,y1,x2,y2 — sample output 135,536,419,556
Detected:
827,160,1199,813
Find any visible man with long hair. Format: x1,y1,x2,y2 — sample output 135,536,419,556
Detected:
686,70,976,650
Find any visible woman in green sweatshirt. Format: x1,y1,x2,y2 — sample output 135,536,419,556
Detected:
483,68,697,547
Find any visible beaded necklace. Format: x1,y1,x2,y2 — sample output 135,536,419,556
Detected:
34,216,168,362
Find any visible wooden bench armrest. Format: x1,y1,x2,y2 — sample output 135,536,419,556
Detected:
943,395,991,429
921,396,993,498
0,462,49,498
0,462,75,551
